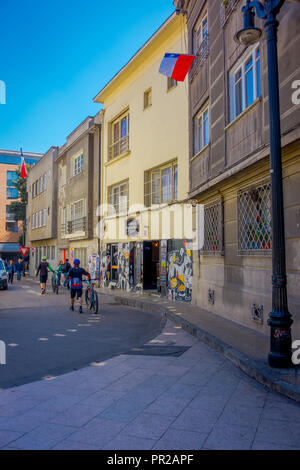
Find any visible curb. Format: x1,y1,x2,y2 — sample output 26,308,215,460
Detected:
114,295,300,403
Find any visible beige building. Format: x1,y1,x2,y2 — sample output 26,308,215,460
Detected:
26,146,59,274
56,113,101,277
94,13,193,299
175,0,300,336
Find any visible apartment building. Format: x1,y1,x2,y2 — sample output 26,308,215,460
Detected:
175,0,300,335
26,146,59,274
56,114,101,278
0,149,42,261
94,13,193,300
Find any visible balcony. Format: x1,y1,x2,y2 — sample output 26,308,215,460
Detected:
108,135,129,161
220,0,240,27
189,35,209,82
61,217,86,236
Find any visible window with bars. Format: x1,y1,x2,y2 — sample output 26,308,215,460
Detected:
202,199,224,254
144,161,178,207
109,111,130,161
237,182,272,255
70,200,85,221
108,181,129,215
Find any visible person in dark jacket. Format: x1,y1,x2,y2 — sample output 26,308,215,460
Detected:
36,256,55,294
15,259,23,281
7,260,15,285
68,259,90,314
62,259,71,288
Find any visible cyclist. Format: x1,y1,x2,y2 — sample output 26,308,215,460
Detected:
68,259,91,314
36,256,55,294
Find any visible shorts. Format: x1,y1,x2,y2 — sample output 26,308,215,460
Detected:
40,275,48,283
70,288,82,299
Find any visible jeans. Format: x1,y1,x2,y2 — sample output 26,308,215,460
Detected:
57,272,61,287
17,271,21,281
8,273,14,284
63,274,69,287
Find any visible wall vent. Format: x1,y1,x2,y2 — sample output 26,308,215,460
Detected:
252,304,264,324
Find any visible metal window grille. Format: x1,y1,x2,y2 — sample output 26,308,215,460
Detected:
202,199,224,254
189,35,209,83
237,182,272,255
220,0,240,27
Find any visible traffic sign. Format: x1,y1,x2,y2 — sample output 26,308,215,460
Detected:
19,247,29,257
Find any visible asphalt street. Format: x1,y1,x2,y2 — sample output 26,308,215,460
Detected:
0,277,165,389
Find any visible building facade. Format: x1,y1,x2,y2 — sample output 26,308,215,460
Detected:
0,149,42,261
175,0,300,336
26,146,59,274
56,114,101,279
94,13,193,300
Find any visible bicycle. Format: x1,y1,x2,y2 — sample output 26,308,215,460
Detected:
84,279,99,314
51,272,59,295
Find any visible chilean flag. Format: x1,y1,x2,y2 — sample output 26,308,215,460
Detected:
159,53,195,82
20,148,27,179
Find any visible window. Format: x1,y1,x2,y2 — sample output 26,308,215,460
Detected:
6,206,15,222
6,171,18,199
6,222,18,233
144,88,152,109
202,199,224,254
193,11,208,54
108,181,129,215
230,45,261,121
42,208,47,226
73,154,84,176
237,182,272,255
51,246,56,260
109,111,130,161
167,77,178,91
70,199,85,221
194,107,210,155
74,248,87,268
144,161,178,207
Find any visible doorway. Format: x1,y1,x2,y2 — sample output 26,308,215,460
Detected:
143,241,160,290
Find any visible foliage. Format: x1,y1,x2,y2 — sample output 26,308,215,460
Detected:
7,166,29,222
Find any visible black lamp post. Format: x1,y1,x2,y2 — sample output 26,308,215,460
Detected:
234,0,298,368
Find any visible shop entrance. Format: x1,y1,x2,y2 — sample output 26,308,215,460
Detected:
143,241,160,290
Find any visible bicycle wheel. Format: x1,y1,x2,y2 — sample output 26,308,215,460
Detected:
91,290,99,315
85,288,91,308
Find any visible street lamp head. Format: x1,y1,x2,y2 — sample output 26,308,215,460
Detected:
234,5,262,46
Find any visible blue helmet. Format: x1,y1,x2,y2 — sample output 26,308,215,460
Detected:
74,259,80,265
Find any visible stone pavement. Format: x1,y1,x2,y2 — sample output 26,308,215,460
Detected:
100,288,300,402
0,319,300,450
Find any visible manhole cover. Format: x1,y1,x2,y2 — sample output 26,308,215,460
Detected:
126,345,190,357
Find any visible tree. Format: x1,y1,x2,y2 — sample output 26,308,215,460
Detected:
7,165,29,245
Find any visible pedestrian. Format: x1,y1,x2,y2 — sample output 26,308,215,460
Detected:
15,259,23,281
36,256,55,295
68,259,90,314
56,261,64,287
62,259,71,288
7,260,15,285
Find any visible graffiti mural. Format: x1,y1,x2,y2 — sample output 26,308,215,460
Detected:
100,246,110,288
116,243,130,291
167,240,193,302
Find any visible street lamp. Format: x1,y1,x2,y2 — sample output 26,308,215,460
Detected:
234,0,299,368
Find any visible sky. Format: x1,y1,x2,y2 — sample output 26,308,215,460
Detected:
0,0,175,154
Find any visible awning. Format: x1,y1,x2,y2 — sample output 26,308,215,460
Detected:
0,243,21,253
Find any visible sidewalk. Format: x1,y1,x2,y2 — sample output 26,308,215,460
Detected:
1,319,300,450
97,287,300,403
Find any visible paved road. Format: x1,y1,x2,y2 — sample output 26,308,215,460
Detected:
0,319,300,450
0,278,165,389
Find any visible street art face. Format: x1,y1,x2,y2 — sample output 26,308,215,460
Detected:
167,240,193,302
116,243,130,291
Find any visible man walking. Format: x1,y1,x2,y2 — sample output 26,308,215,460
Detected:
62,259,71,288
36,256,55,295
68,259,90,314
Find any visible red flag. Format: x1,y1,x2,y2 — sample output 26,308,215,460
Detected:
20,148,27,178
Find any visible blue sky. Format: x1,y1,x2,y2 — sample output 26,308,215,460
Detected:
0,1,174,154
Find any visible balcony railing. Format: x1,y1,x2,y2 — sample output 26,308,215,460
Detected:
220,0,240,27
189,35,209,82
108,135,129,161
61,217,86,235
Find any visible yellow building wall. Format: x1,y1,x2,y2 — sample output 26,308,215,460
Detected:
99,15,189,237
